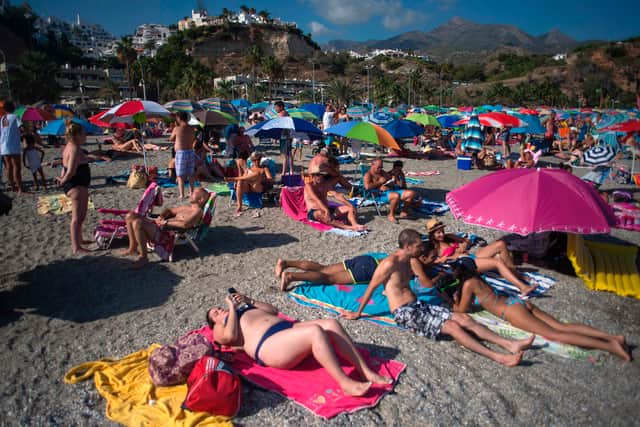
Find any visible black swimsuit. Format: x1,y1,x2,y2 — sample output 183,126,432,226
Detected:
63,163,91,194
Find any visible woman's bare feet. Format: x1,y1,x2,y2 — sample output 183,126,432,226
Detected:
72,246,91,255
340,379,372,396
498,351,524,367
520,284,537,297
363,370,393,385
280,271,292,292
387,215,399,224
118,248,139,257
274,259,285,278
506,335,535,353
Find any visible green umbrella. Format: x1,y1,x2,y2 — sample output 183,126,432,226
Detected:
405,113,440,127
288,108,318,121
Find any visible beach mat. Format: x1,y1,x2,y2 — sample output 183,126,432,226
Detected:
190,324,405,419
567,234,640,299
280,186,367,237
289,281,593,360
64,344,231,426
37,194,95,216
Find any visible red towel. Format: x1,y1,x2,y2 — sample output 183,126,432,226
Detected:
279,186,333,232
189,323,405,419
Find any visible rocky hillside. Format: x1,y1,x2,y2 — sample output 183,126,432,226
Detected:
326,17,582,60
189,23,319,72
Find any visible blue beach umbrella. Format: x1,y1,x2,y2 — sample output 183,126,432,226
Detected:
511,113,546,134
346,105,370,119
300,103,325,119
245,116,322,139
461,114,483,152
383,119,424,139
437,114,463,129
231,99,251,109
368,111,394,125
39,118,102,136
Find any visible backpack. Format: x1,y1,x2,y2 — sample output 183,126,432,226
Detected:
183,356,242,417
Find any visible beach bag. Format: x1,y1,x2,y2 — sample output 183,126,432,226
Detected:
183,356,241,417
148,333,213,386
127,165,148,189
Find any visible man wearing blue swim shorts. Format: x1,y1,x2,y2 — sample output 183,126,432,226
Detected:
170,111,197,198
274,254,384,292
364,158,417,224
341,229,533,366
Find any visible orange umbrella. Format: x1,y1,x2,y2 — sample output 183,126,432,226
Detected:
324,121,401,150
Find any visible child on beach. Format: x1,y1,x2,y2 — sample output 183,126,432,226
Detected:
389,160,407,189
22,134,47,190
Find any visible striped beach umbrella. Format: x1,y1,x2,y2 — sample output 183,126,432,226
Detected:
51,104,76,118
163,99,204,113
368,111,394,125
245,116,322,138
100,100,172,124
583,145,616,166
461,114,484,152
324,121,401,150
346,105,370,119
199,98,239,118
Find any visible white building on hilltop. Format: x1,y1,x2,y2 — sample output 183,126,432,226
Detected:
34,14,115,59
132,24,173,57
178,9,223,30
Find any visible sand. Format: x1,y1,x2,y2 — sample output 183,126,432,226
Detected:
1,138,639,426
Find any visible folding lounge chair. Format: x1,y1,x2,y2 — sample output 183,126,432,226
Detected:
94,182,163,249
151,191,217,262
355,163,383,216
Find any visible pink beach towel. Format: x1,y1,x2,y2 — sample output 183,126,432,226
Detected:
279,186,335,232
189,324,405,419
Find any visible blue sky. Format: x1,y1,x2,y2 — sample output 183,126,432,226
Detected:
29,0,639,43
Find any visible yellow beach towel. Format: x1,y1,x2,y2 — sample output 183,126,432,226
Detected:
37,194,95,216
64,344,232,427
567,234,640,299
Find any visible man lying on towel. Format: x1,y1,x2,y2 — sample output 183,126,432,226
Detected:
364,158,418,224
305,163,367,232
206,290,392,396
118,187,209,268
341,229,534,367
275,254,383,292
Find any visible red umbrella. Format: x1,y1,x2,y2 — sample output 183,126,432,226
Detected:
604,120,640,133
100,100,171,124
88,111,132,129
518,108,538,115
454,113,527,128
446,168,616,235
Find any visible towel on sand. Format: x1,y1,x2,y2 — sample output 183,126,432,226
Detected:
64,344,231,427
37,194,95,216
280,186,367,237
190,324,406,419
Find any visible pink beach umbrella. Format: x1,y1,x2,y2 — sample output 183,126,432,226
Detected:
446,168,616,236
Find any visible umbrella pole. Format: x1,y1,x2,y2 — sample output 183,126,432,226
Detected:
141,134,149,173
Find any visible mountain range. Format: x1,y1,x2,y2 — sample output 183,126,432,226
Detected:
324,17,582,58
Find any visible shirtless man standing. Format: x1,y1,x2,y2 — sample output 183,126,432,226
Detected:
364,158,417,224
305,163,367,232
170,111,197,198
341,229,533,367
119,187,210,268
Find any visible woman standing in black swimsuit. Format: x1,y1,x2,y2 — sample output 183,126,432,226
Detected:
56,121,91,254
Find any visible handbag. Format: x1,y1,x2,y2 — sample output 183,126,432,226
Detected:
127,165,148,189
183,356,241,417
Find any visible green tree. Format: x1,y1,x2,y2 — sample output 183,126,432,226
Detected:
9,51,59,103
115,37,137,98
244,45,262,102
261,55,284,98
177,62,215,99
257,10,271,22
326,78,357,107
97,79,121,104
213,79,234,99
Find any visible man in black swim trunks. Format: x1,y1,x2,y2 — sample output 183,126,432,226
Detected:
274,254,382,291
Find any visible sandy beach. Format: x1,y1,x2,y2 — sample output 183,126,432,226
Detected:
1,138,639,426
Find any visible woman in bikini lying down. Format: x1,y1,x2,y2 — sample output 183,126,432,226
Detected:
206,290,392,396
450,259,631,362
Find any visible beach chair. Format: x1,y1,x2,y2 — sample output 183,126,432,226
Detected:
355,164,383,216
94,182,163,249
151,191,217,262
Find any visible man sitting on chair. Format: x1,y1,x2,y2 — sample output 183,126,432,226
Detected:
119,187,209,268
364,158,417,224
225,151,274,217
305,163,367,232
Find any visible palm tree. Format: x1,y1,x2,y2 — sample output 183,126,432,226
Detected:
261,55,284,98
178,62,214,99
115,37,137,99
326,78,357,107
257,10,270,23
244,45,262,102
98,79,121,105
10,51,59,103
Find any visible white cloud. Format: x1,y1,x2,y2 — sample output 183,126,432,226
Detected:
309,21,333,36
382,10,428,30
304,0,427,30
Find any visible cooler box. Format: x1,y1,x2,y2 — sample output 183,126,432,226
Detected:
457,156,472,170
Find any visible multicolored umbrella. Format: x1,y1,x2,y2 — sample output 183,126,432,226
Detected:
405,113,440,127
39,118,102,136
288,108,318,121
461,114,484,152
446,168,616,235
383,119,424,139
199,98,240,118
583,145,617,166
437,114,463,128
454,112,527,128
300,103,325,119
100,100,172,124
88,111,132,129
245,116,322,138
163,99,204,113
193,110,232,127
50,104,75,118
324,121,401,150
346,105,370,119
15,106,55,122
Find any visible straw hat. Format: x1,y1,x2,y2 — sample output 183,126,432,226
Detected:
426,218,446,234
